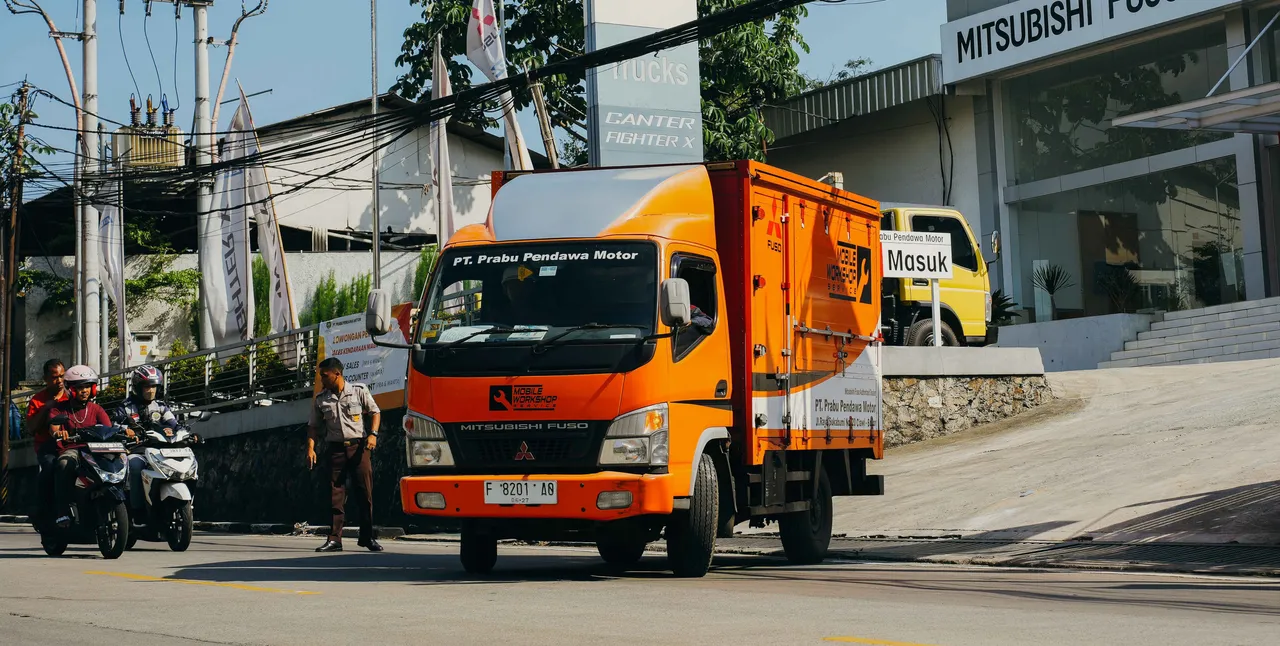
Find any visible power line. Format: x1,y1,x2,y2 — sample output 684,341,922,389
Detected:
118,11,143,101
143,8,165,101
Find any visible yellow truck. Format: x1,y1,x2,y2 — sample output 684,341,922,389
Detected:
878,203,1000,347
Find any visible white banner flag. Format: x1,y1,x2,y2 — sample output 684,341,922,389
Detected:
201,99,255,346
98,183,132,368
236,85,300,334
432,34,456,245
467,0,534,170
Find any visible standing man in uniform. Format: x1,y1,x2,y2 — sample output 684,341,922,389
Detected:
306,357,383,552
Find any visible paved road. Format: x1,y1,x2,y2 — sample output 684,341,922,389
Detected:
2,526,1278,646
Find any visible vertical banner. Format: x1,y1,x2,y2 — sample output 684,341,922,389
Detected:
585,0,703,167
202,99,255,346
431,34,457,246
236,85,300,335
466,0,534,170
97,181,132,368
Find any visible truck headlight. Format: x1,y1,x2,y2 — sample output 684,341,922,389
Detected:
985,291,992,323
600,404,669,466
404,413,454,467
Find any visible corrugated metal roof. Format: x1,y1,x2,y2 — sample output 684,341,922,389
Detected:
765,55,943,141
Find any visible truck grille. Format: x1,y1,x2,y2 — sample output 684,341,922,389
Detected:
444,421,608,473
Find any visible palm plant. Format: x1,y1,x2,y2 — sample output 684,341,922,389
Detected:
1032,263,1075,320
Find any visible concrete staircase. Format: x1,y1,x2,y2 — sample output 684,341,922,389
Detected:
1100,297,1280,369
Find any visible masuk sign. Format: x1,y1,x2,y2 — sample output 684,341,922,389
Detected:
585,0,704,166
880,230,953,348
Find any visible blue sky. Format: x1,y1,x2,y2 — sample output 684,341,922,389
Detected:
1,0,943,193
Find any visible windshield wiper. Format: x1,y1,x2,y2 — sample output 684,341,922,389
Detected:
531,323,637,354
434,324,517,351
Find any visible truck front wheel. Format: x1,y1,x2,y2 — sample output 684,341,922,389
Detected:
779,467,833,565
459,529,498,575
596,534,648,567
906,318,959,347
666,452,719,577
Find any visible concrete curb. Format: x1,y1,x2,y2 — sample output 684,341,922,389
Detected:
191,522,406,540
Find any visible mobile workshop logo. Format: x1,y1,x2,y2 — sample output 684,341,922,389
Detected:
827,241,873,304
489,385,559,412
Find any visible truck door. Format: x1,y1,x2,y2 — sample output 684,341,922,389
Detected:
909,211,987,339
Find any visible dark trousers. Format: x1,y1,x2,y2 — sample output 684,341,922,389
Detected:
54,450,80,519
328,441,373,542
36,445,57,520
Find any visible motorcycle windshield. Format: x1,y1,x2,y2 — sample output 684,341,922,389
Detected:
82,425,120,441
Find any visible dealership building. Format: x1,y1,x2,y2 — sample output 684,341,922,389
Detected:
770,0,1280,326
940,0,1280,320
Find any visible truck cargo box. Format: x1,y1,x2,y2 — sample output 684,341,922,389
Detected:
706,161,884,465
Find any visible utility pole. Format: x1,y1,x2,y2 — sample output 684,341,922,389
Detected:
82,0,101,372
370,0,381,289
528,71,560,169
99,124,109,373
1,82,30,506
194,1,215,350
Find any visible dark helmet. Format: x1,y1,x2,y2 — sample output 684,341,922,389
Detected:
131,365,164,392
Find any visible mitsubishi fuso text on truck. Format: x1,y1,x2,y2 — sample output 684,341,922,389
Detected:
365,160,886,577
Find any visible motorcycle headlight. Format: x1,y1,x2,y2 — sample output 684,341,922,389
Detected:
145,448,178,480
600,404,669,466
404,413,454,467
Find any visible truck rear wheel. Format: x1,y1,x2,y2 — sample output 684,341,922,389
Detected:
459,529,497,575
779,467,833,565
906,318,959,347
666,452,718,578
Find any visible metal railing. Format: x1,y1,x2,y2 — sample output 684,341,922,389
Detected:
8,325,321,442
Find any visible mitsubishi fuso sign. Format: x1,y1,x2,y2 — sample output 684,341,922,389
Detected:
881,231,953,280
585,0,704,166
941,0,1240,83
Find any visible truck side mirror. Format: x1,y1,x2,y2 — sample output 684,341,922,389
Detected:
990,231,1001,258
660,278,692,328
366,289,393,337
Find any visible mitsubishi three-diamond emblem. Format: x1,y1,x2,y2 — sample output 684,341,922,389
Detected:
513,441,535,461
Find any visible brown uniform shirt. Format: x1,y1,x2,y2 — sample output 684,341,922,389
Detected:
310,382,380,443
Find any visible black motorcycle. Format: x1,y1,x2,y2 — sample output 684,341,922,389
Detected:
35,423,132,559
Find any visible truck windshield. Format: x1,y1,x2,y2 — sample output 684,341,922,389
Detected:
417,241,658,348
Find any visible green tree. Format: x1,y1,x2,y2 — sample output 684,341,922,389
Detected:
800,57,873,90
411,244,439,302
299,271,372,326
394,0,814,161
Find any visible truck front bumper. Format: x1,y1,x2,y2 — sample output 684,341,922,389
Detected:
399,472,676,521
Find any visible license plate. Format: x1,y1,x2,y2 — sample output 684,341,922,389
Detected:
87,442,124,453
483,480,557,505
159,448,194,458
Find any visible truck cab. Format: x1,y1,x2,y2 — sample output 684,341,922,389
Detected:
879,203,998,346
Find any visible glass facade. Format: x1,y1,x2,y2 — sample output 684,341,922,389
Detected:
1013,158,1244,320
1004,24,1231,185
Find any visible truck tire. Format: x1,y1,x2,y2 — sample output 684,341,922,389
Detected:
459,529,498,575
906,318,959,347
666,452,718,578
779,467,833,565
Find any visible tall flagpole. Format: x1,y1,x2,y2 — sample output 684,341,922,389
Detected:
498,0,510,171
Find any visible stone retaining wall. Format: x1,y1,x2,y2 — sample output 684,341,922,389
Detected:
882,376,1053,447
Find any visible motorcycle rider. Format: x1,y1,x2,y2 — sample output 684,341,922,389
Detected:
112,365,180,523
46,365,130,528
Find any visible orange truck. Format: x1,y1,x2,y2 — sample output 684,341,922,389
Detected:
365,160,885,577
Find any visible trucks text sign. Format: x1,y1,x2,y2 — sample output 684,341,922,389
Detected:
585,0,703,167
880,230,953,280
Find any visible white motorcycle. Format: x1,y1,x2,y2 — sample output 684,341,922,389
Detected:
125,411,208,552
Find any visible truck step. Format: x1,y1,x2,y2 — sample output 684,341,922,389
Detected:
747,471,811,484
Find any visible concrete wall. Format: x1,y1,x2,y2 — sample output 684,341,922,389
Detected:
997,314,1157,372
259,112,502,239
767,97,985,244
20,250,422,379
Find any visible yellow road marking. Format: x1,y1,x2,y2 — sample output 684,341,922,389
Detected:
824,638,939,646
85,571,320,595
